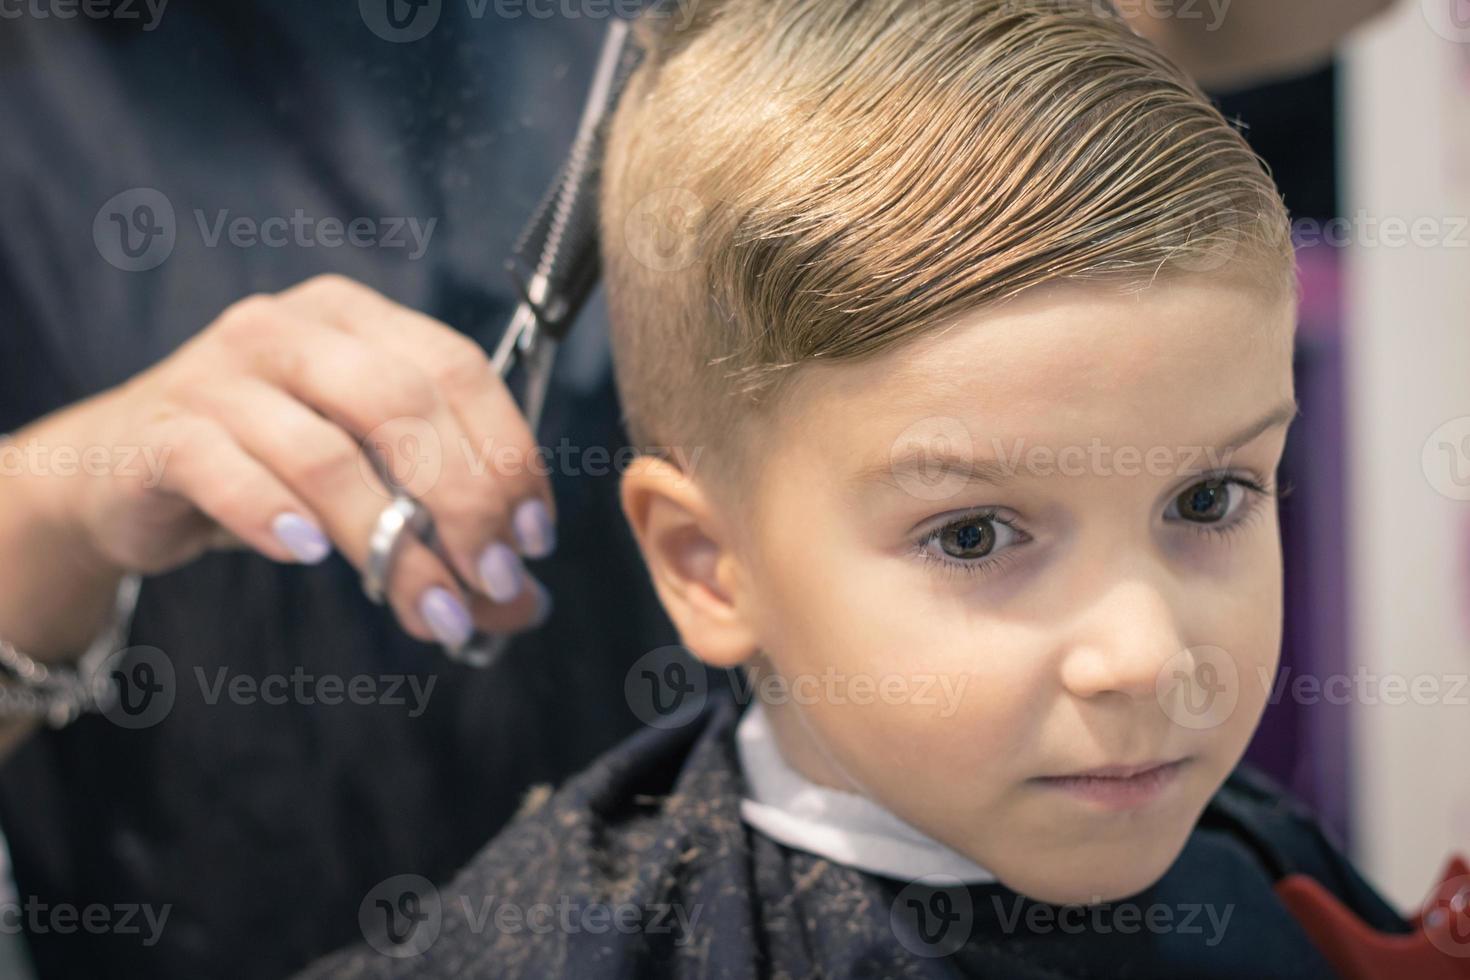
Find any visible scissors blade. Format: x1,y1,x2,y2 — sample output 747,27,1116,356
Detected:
447,304,558,668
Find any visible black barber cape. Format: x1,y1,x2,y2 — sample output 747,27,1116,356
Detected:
297,693,1409,979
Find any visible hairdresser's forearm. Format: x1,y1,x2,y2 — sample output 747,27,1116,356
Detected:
0,464,122,658
0,414,128,754
0,402,126,660
1125,0,1398,90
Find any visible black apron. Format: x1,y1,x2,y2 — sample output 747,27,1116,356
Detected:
296,692,1410,979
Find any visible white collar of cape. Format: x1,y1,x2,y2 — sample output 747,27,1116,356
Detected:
735,700,997,884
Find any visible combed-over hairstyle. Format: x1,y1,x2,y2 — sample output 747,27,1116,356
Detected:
600,0,1293,479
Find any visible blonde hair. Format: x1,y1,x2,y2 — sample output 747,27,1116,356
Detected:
600,0,1293,479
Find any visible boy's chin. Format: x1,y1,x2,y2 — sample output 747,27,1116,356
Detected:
980,833,1190,907
1001,864,1173,907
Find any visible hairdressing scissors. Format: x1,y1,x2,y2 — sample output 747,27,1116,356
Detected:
444,19,645,667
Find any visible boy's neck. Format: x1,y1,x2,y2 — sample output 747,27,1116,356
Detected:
735,700,996,884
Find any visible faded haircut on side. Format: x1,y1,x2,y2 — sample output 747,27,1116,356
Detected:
600,0,1294,490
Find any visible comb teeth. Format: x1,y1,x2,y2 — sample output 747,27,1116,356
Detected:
505,20,645,342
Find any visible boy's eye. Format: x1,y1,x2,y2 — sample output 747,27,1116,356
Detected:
920,510,1026,569
913,473,1277,582
1167,477,1259,525
937,519,996,560
1175,479,1232,522
914,510,1028,580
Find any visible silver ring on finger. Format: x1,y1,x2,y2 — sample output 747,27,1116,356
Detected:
362,495,431,605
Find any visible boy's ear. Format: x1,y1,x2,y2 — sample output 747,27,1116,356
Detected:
620,455,759,668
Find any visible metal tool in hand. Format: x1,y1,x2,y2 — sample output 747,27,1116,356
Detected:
450,19,645,667
491,17,642,432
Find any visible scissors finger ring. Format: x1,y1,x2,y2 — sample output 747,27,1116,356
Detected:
362,495,432,605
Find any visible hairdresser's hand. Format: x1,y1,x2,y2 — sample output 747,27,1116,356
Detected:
29,274,556,648
1122,0,1397,91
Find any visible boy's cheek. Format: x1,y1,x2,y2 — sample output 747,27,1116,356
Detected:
752,561,1043,770
784,674,1039,808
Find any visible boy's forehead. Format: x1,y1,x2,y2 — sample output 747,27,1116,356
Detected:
775,279,1297,485
857,400,1299,496
894,280,1291,389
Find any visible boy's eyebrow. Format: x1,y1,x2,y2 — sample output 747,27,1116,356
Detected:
861,453,1018,491
857,398,1302,491
1215,398,1301,454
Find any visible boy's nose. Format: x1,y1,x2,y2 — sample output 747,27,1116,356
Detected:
1056,576,1189,703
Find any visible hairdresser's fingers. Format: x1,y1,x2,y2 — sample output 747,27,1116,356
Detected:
466,576,553,637
150,414,331,566
202,526,251,552
207,294,528,604
278,275,558,559
187,377,479,649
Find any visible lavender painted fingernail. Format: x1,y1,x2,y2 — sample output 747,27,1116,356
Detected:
419,586,473,650
510,498,556,559
477,541,525,603
272,512,331,564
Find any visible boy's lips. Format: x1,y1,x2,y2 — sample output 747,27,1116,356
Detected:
1029,758,1191,811
1048,759,1188,780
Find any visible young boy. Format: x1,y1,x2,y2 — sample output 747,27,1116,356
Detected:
301,0,1412,975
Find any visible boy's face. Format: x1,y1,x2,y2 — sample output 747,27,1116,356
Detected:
727,276,1297,905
